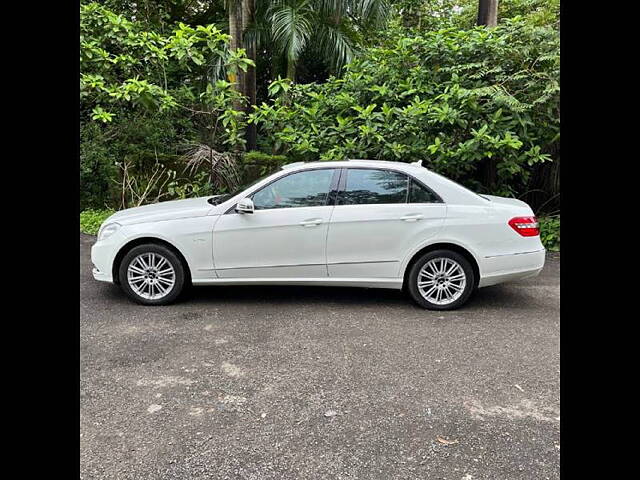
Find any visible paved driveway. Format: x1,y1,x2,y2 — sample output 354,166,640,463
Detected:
80,234,560,479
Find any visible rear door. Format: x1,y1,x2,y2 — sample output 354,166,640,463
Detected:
326,168,446,278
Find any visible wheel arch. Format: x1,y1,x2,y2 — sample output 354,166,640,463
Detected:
112,236,192,285
402,242,481,290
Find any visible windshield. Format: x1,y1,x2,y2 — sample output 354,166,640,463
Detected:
207,168,279,205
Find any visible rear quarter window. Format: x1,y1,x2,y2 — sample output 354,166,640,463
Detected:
408,178,442,203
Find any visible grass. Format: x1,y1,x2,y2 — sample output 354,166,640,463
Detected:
80,208,116,235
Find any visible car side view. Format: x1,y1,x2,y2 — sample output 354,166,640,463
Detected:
91,159,545,310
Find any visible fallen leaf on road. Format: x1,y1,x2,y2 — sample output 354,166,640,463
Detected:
437,436,459,445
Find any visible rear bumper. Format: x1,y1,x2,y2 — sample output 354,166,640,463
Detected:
478,248,546,287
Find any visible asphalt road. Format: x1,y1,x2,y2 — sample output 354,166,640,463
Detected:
80,233,560,480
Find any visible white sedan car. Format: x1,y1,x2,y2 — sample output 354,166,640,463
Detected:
91,159,545,310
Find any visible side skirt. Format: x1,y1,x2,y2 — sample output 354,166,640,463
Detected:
191,277,404,290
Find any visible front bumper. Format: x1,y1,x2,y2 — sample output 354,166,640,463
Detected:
90,234,124,284
92,267,113,283
478,248,546,288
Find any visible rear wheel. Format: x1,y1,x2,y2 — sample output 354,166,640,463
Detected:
406,250,475,310
118,244,186,305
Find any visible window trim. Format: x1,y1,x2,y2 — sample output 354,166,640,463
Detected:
225,167,340,214
336,167,444,206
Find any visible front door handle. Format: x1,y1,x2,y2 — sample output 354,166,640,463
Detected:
401,214,424,222
300,218,323,227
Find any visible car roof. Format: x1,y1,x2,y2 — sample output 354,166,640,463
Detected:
276,159,488,206
282,159,426,173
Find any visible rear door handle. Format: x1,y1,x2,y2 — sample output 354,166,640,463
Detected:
401,214,424,222
300,218,323,227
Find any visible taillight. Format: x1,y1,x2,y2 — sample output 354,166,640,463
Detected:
508,216,540,237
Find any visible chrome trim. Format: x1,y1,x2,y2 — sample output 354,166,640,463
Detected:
212,260,398,270
484,248,545,259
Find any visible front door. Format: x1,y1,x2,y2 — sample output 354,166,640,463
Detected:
213,168,338,278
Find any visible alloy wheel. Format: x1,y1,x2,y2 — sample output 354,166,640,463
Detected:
417,257,467,306
126,252,176,300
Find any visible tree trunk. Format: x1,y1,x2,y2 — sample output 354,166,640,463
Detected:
243,0,257,151
477,0,498,27
477,0,499,189
228,0,244,106
287,60,295,83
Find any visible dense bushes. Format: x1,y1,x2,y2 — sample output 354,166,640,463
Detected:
251,18,559,204
80,1,255,211
80,123,119,210
80,112,196,210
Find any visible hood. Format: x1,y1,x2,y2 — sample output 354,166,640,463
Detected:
106,197,216,225
482,195,533,214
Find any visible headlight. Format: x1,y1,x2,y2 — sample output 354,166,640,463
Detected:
97,223,121,241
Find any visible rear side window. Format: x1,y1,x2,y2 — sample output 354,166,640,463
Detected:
409,178,441,203
338,169,408,205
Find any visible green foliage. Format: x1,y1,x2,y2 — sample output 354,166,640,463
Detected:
257,0,390,79
80,111,198,210
80,209,116,235
79,0,560,214
243,151,289,164
80,122,119,210
81,2,253,150
239,152,289,183
390,0,560,31
539,215,560,251
167,171,213,200
80,2,260,210
251,18,559,197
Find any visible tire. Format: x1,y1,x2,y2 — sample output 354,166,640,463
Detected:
406,249,475,311
118,243,186,306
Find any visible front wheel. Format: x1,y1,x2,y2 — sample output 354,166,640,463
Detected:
118,244,186,305
406,250,475,311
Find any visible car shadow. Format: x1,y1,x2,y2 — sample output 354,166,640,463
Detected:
177,283,539,311
96,279,541,312
185,284,410,308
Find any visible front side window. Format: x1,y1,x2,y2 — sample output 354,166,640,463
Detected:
338,169,408,205
251,169,336,210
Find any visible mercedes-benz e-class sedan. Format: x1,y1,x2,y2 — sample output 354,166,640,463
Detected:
91,159,545,310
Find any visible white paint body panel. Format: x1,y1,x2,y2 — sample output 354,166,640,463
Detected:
326,203,446,278
91,160,545,290
212,205,333,278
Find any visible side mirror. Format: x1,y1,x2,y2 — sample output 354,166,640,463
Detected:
235,197,254,214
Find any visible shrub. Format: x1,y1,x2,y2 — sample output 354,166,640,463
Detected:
239,152,289,184
80,112,218,209
80,209,116,235
539,215,560,251
80,123,119,211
